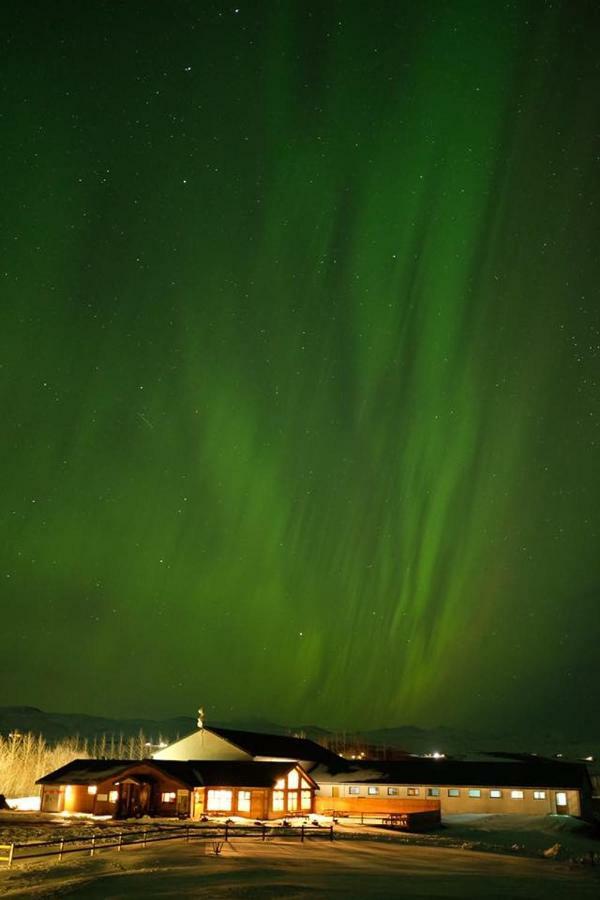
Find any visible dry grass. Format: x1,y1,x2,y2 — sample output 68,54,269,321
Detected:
0,731,159,797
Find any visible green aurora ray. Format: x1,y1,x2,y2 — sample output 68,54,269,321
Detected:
1,1,599,735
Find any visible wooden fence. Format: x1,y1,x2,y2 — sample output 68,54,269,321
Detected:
0,822,335,869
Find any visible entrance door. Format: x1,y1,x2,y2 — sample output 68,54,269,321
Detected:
331,786,340,798
176,790,190,818
555,792,569,814
41,787,64,812
116,781,152,818
193,788,204,819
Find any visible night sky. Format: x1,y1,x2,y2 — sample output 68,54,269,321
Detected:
2,1,600,737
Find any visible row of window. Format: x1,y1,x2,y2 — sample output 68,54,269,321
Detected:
347,786,547,800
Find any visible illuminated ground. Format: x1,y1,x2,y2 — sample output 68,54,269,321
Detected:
1,838,599,899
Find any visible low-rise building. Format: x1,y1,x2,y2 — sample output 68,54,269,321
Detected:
37,758,317,820
311,757,593,818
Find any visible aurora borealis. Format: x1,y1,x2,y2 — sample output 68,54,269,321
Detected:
2,1,599,738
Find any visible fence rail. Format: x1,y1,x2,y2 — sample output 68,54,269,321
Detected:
0,822,335,869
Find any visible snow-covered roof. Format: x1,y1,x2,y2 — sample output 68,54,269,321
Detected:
310,757,592,790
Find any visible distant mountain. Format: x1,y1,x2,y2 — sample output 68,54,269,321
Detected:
0,707,597,763
0,706,196,743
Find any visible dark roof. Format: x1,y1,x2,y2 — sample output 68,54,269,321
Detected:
37,759,134,785
37,758,317,790
207,726,340,764
310,757,593,791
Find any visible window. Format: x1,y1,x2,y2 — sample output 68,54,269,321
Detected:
237,791,251,813
275,778,285,789
533,791,546,800
468,789,481,798
407,788,420,797
301,790,312,810
348,786,360,795
109,790,118,804
387,787,399,796
490,790,502,799
367,786,379,796
287,791,298,812
511,790,524,800
428,788,440,797
448,789,460,797
206,790,232,811
87,785,97,796
272,790,285,812
161,791,176,803
288,769,299,789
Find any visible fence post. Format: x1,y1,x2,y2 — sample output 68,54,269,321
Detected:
329,825,334,842
117,832,122,852
7,844,14,869
224,822,229,842
143,829,147,848
59,839,64,862
90,835,96,857
301,824,304,843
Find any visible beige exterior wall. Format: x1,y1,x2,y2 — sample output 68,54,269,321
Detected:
316,782,581,817
153,728,250,761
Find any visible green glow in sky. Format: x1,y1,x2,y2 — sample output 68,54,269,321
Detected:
2,1,599,735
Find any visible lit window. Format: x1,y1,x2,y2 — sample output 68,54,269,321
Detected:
448,789,460,797
301,777,312,789
387,787,399,796
301,790,312,810
87,785,97,796
511,790,524,800
468,789,481,798
274,779,285,789
533,791,546,800
407,788,420,797
287,791,298,812
490,790,502,799
206,790,232,811
237,790,251,813
109,790,118,803
428,788,440,797
348,786,360,795
161,792,176,803
273,790,285,812
367,787,379,795
287,769,299,789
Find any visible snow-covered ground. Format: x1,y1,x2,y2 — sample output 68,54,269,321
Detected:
0,834,599,898
0,812,598,898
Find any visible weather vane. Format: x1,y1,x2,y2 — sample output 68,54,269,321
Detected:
197,707,204,729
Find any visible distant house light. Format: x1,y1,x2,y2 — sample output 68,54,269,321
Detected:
511,790,524,800
87,785,97,796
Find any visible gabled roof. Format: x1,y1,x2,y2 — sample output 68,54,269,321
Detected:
37,759,135,785
37,758,318,790
206,726,339,764
310,757,592,791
